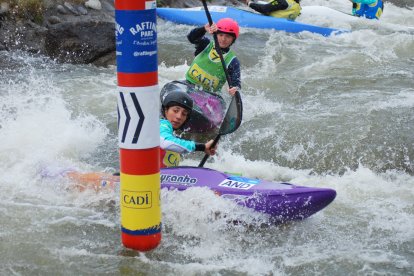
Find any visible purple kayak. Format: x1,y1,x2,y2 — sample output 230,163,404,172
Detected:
46,166,336,222
160,80,226,133
161,166,336,221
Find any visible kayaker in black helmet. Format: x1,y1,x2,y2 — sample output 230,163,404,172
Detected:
160,91,217,167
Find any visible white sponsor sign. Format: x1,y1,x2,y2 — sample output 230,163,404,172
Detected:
218,180,255,190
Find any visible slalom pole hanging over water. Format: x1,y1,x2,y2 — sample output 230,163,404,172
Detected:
115,0,161,251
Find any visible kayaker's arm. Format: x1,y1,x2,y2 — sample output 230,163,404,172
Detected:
160,119,216,156
227,58,241,90
350,0,377,4
187,26,210,56
160,119,196,153
195,143,206,151
246,0,289,15
197,140,217,156
187,26,206,43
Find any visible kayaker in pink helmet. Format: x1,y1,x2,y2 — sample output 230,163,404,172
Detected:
185,18,241,96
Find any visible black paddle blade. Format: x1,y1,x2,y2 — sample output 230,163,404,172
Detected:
219,91,243,135
198,92,243,167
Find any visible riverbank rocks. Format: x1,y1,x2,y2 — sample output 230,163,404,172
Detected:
85,0,102,11
0,0,116,66
45,20,114,64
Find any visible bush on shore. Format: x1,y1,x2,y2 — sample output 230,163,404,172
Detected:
2,0,45,23
1,0,86,23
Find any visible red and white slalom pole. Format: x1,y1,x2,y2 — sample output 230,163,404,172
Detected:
115,0,161,251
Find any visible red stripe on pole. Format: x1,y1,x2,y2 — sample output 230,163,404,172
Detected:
117,72,158,87
120,147,159,175
122,232,161,252
115,0,146,10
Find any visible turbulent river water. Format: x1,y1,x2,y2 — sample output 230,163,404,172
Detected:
0,0,413,275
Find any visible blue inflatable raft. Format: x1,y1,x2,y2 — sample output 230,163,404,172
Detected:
157,6,348,36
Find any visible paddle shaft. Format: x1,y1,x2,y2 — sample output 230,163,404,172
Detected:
198,0,237,167
198,134,221,167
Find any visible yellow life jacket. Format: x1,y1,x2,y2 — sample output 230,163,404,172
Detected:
160,148,181,168
269,0,301,20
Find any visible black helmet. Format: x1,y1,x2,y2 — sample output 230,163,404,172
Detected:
162,91,193,113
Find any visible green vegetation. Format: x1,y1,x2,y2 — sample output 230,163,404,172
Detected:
2,0,44,23
69,0,85,4
1,0,85,23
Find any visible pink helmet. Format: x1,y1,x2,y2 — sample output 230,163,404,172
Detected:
216,18,239,39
